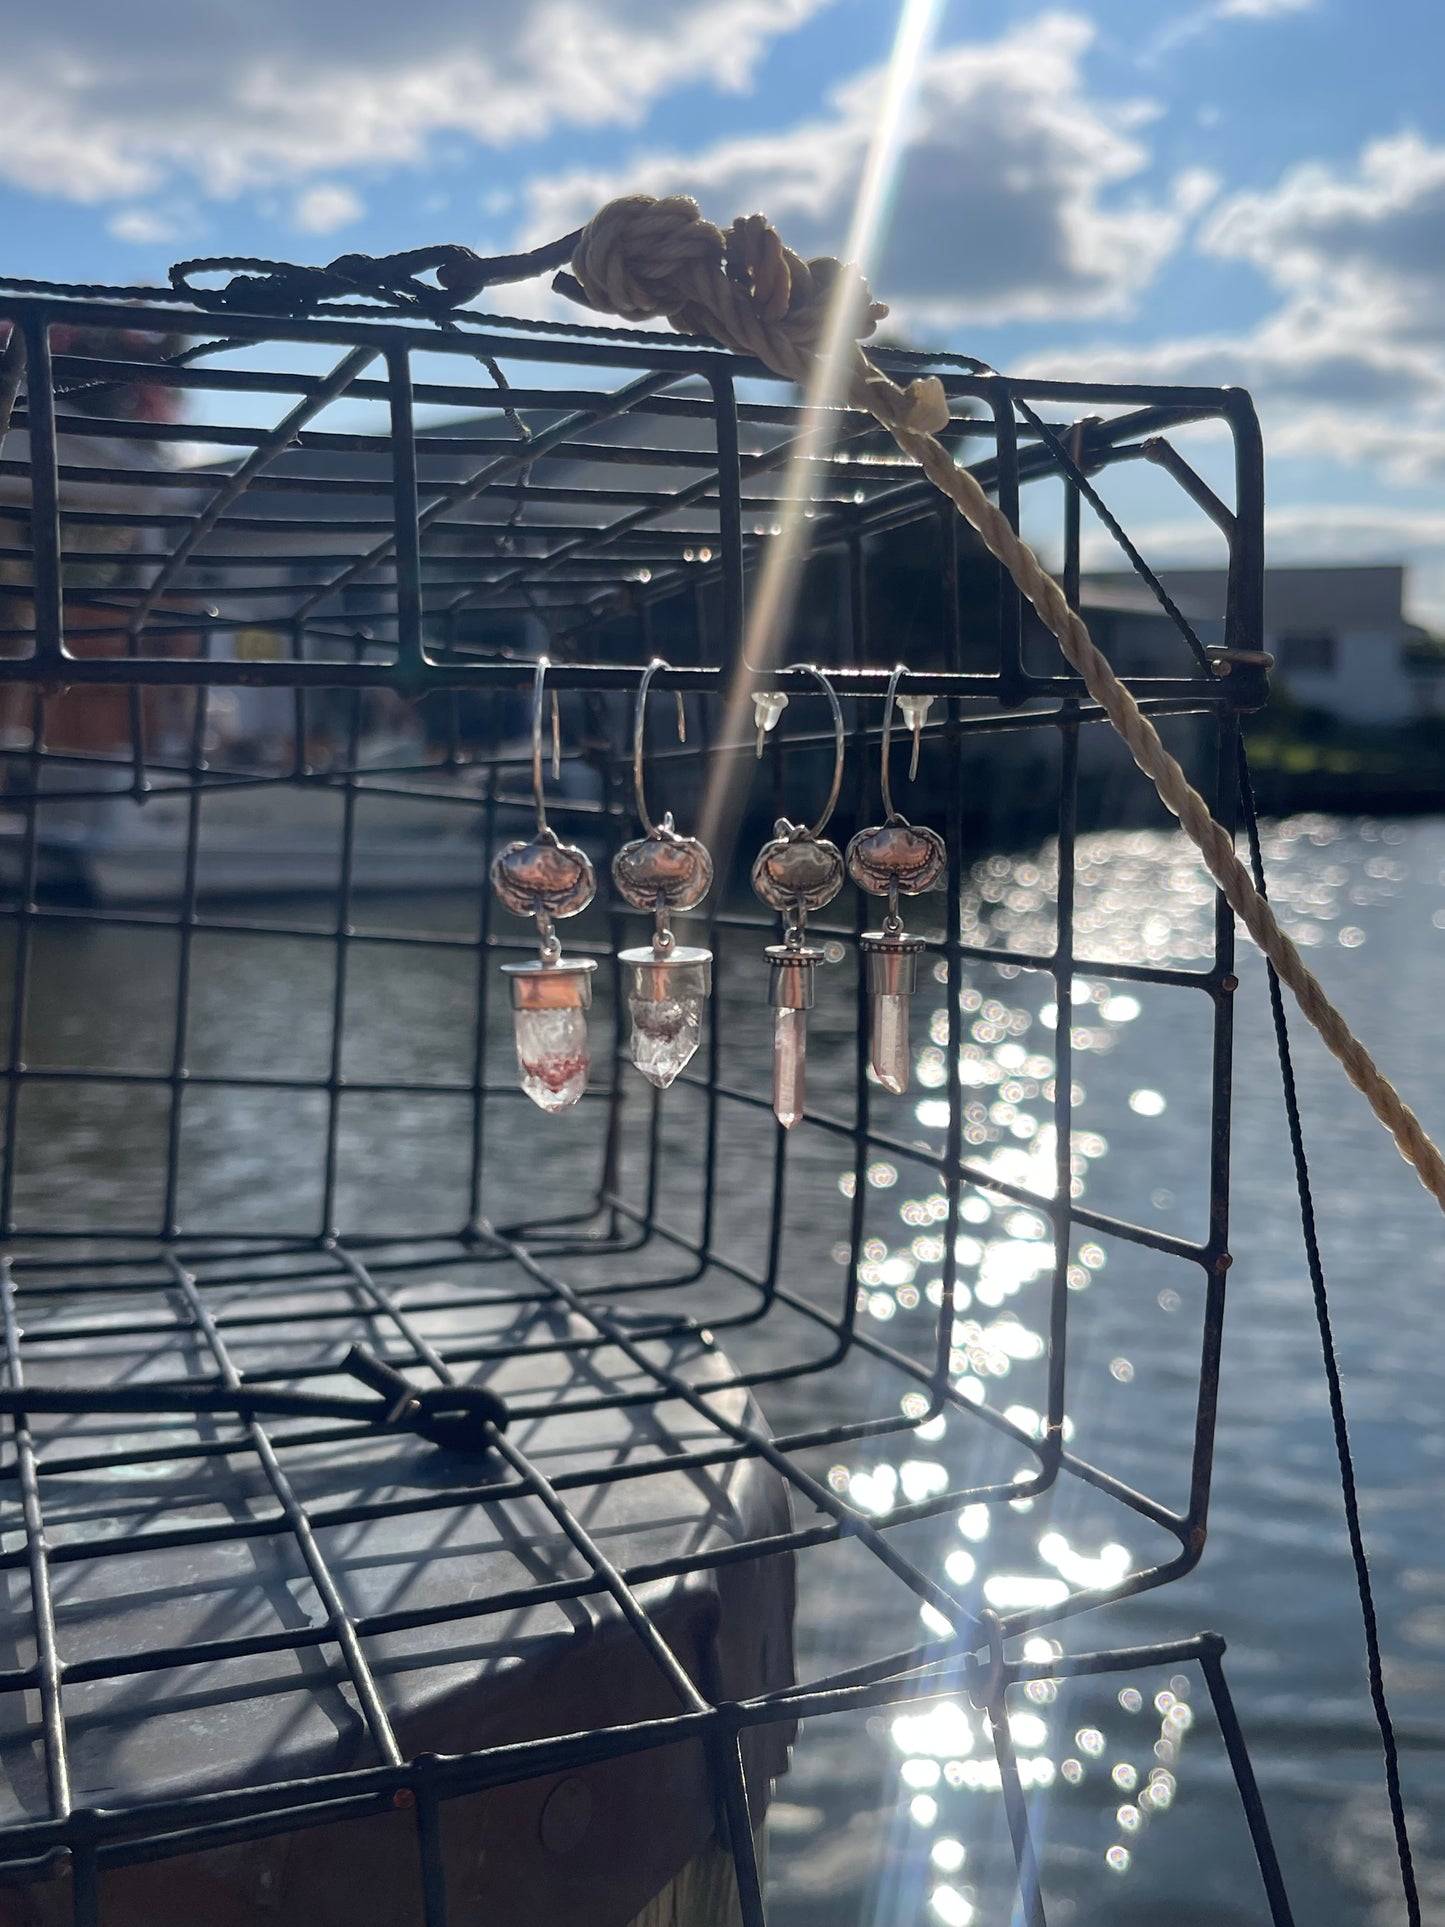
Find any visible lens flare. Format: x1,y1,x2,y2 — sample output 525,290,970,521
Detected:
699,0,945,861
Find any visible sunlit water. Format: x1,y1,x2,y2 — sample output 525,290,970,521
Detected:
8,814,1445,1924
759,814,1445,1927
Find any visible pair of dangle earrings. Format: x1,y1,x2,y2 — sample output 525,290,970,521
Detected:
750,666,847,1130
849,664,947,1096
751,664,945,1127
490,657,714,1113
490,658,600,1113
612,658,714,1089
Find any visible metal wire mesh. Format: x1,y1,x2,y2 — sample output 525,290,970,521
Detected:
0,291,1296,1924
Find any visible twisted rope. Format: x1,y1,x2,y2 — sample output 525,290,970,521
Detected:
561,192,1445,1215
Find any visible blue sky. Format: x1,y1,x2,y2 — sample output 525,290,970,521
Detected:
6,0,1445,614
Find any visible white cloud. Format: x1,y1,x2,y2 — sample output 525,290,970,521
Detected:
520,14,1204,331
0,0,831,204
1033,130,1445,491
1216,0,1315,16
1202,133,1445,315
1031,316,1441,436
1149,0,1315,58
107,208,180,246
1023,128,1445,623
1083,505,1445,570
1198,134,1445,476
293,183,365,235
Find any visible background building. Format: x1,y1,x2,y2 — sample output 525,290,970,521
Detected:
1083,564,1445,725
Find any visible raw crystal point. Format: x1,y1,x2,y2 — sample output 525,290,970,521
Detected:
629,993,702,1089
618,943,711,1091
765,940,823,1129
513,1004,589,1113
860,930,922,1097
871,991,910,1095
773,1006,807,1129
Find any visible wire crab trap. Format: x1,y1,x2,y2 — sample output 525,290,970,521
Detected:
0,263,1361,1927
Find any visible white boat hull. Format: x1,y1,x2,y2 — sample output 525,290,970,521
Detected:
0,783,510,902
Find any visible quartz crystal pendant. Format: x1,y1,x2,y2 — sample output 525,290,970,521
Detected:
860,929,924,1095
491,828,598,1111
752,822,844,1131
617,944,712,1089
773,1008,806,1130
766,943,824,1129
612,818,715,1092
500,957,597,1114
846,817,945,1101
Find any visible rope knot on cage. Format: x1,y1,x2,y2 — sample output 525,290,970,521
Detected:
562,194,948,438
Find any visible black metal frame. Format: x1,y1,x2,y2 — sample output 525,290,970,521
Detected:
0,289,1295,1924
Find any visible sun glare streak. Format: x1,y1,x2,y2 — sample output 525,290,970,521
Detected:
699,0,944,862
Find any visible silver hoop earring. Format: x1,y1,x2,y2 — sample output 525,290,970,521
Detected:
490,659,598,1113
612,660,714,1089
846,665,945,1095
749,667,846,1130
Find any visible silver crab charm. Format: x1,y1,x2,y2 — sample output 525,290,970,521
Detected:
490,827,597,922
845,818,945,898
750,818,846,914
612,812,713,914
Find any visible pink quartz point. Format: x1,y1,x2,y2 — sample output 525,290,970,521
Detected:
871,992,910,1095
773,1006,806,1129
514,1005,589,1113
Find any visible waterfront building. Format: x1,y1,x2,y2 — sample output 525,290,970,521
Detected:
1082,564,1445,727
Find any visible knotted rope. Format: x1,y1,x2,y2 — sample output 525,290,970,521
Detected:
561,193,1445,1217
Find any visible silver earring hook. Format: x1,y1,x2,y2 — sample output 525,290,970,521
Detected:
776,662,844,838
530,656,558,836
879,662,908,823
878,665,932,808
632,657,686,839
